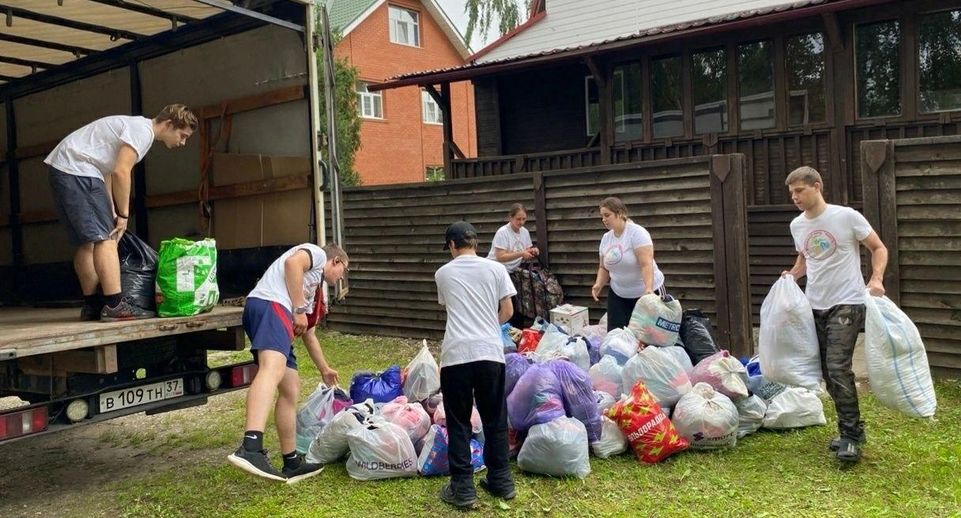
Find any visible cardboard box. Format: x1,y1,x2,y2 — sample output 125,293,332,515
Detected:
550,304,589,335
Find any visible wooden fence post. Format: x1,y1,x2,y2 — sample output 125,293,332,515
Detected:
710,154,752,357
533,171,549,267
860,139,901,304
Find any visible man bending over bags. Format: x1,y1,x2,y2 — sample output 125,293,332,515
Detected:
783,166,887,464
228,243,349,483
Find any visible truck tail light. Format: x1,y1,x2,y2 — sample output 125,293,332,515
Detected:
228,364,258,388
0,406,49,440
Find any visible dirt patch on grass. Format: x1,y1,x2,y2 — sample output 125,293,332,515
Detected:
0,390,246,518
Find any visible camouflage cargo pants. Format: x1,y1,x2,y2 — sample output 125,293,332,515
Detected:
813,304,866,443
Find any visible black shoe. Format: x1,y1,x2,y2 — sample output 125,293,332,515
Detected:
227,447,286,482
100,298,156,322
835,438,862,463
80,303,103,321
829,435,867,452
439,483,478,509
282,455,325,485
479,477,516,500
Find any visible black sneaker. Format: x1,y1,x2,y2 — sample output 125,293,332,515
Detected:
834,438,862,463
80,303,103,321
439,483,478,509
282,455,325,485
227,447,287,482
100,298,156,322
479,477,517,500
829,435,867,452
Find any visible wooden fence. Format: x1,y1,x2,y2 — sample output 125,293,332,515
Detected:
327,155,753,357
861,135,961,379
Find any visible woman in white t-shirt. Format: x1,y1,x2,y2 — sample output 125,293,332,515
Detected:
487,204,539,327
487,203,538,272
591,197,665,331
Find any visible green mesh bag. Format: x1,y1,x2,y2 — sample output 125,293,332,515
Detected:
155,238,220,317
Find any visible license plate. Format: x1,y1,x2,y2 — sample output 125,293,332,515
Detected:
99,378,184,413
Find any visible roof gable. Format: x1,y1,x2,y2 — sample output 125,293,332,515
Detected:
326,0,470,59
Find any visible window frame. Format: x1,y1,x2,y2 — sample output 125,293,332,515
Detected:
421,90,443,124
585,75,600,137
389,5,421,48
357,81,384,120
916,7,961,115
853,18,905,120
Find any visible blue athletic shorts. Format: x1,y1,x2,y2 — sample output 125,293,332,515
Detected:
243,297,298,370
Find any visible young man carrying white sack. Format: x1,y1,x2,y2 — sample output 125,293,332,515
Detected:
783,166,887,464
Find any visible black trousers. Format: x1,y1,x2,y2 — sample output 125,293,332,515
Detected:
606,290,639,331
439,360,511,487
813,304,867,443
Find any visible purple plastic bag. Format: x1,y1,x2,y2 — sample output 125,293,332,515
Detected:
506,363,565,431
505,353,531,396
548,359,602,442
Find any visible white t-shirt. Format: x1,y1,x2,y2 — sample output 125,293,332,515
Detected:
435,255,517,368
44,115,155,181
599,221,665,299
791,204,873,310
486,223,533,272
248,244,327,313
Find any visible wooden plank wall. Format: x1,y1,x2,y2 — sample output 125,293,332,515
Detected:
327,155,753,356
861,135,961,378
327,175,537,340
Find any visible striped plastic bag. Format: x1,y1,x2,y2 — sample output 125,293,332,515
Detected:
863,291,937,418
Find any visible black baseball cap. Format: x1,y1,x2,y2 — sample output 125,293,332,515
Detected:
443,221,478,250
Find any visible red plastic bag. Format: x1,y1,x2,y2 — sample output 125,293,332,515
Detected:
606,381,688,464
518,329,543,354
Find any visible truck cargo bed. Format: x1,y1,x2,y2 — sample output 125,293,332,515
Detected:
0,307,244,359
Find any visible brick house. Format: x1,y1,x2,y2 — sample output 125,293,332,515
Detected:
329,0,476,185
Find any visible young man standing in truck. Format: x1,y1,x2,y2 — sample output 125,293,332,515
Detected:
44,104,198,321
228,243,348,484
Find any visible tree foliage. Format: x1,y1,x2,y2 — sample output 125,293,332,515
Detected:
317,32,363,187
464,0,531,47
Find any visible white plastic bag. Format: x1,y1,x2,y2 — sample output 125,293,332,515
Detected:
622,346,692,408
535,328,590,371
306,399,376,464
381,398,432,445
404,341,441,401
591,416,627,458
589,355,624,398
672,382,739,449
628,293,683,347
600,327,638,365
661,345,695,375
594,390,617,413
345,418,418,480
517,416,591,478
863,292,937,418
762,386,826,429
690,351,749,401
295,383,349,453
759,275,822,390
734,394,767,439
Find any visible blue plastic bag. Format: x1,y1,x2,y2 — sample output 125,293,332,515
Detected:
350,366,403,404
502,323,517,353
417,424,485,476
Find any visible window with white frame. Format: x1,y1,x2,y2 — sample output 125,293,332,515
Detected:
389,5,420,47
422,90,443,124
357,82,383,119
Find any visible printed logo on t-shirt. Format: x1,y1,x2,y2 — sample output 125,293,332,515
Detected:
804,230,837,260
510,237,524,253
603,244,625,268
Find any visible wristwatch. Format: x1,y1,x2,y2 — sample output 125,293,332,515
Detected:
294,306,309,314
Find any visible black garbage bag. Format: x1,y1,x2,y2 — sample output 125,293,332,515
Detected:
679,309,721,365
119,233,158,311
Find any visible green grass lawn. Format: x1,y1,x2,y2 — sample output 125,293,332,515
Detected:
109,331,961,518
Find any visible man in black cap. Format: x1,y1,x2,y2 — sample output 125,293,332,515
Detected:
434,221,517,509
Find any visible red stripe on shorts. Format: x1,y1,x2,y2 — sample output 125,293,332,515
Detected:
270,302,295,339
